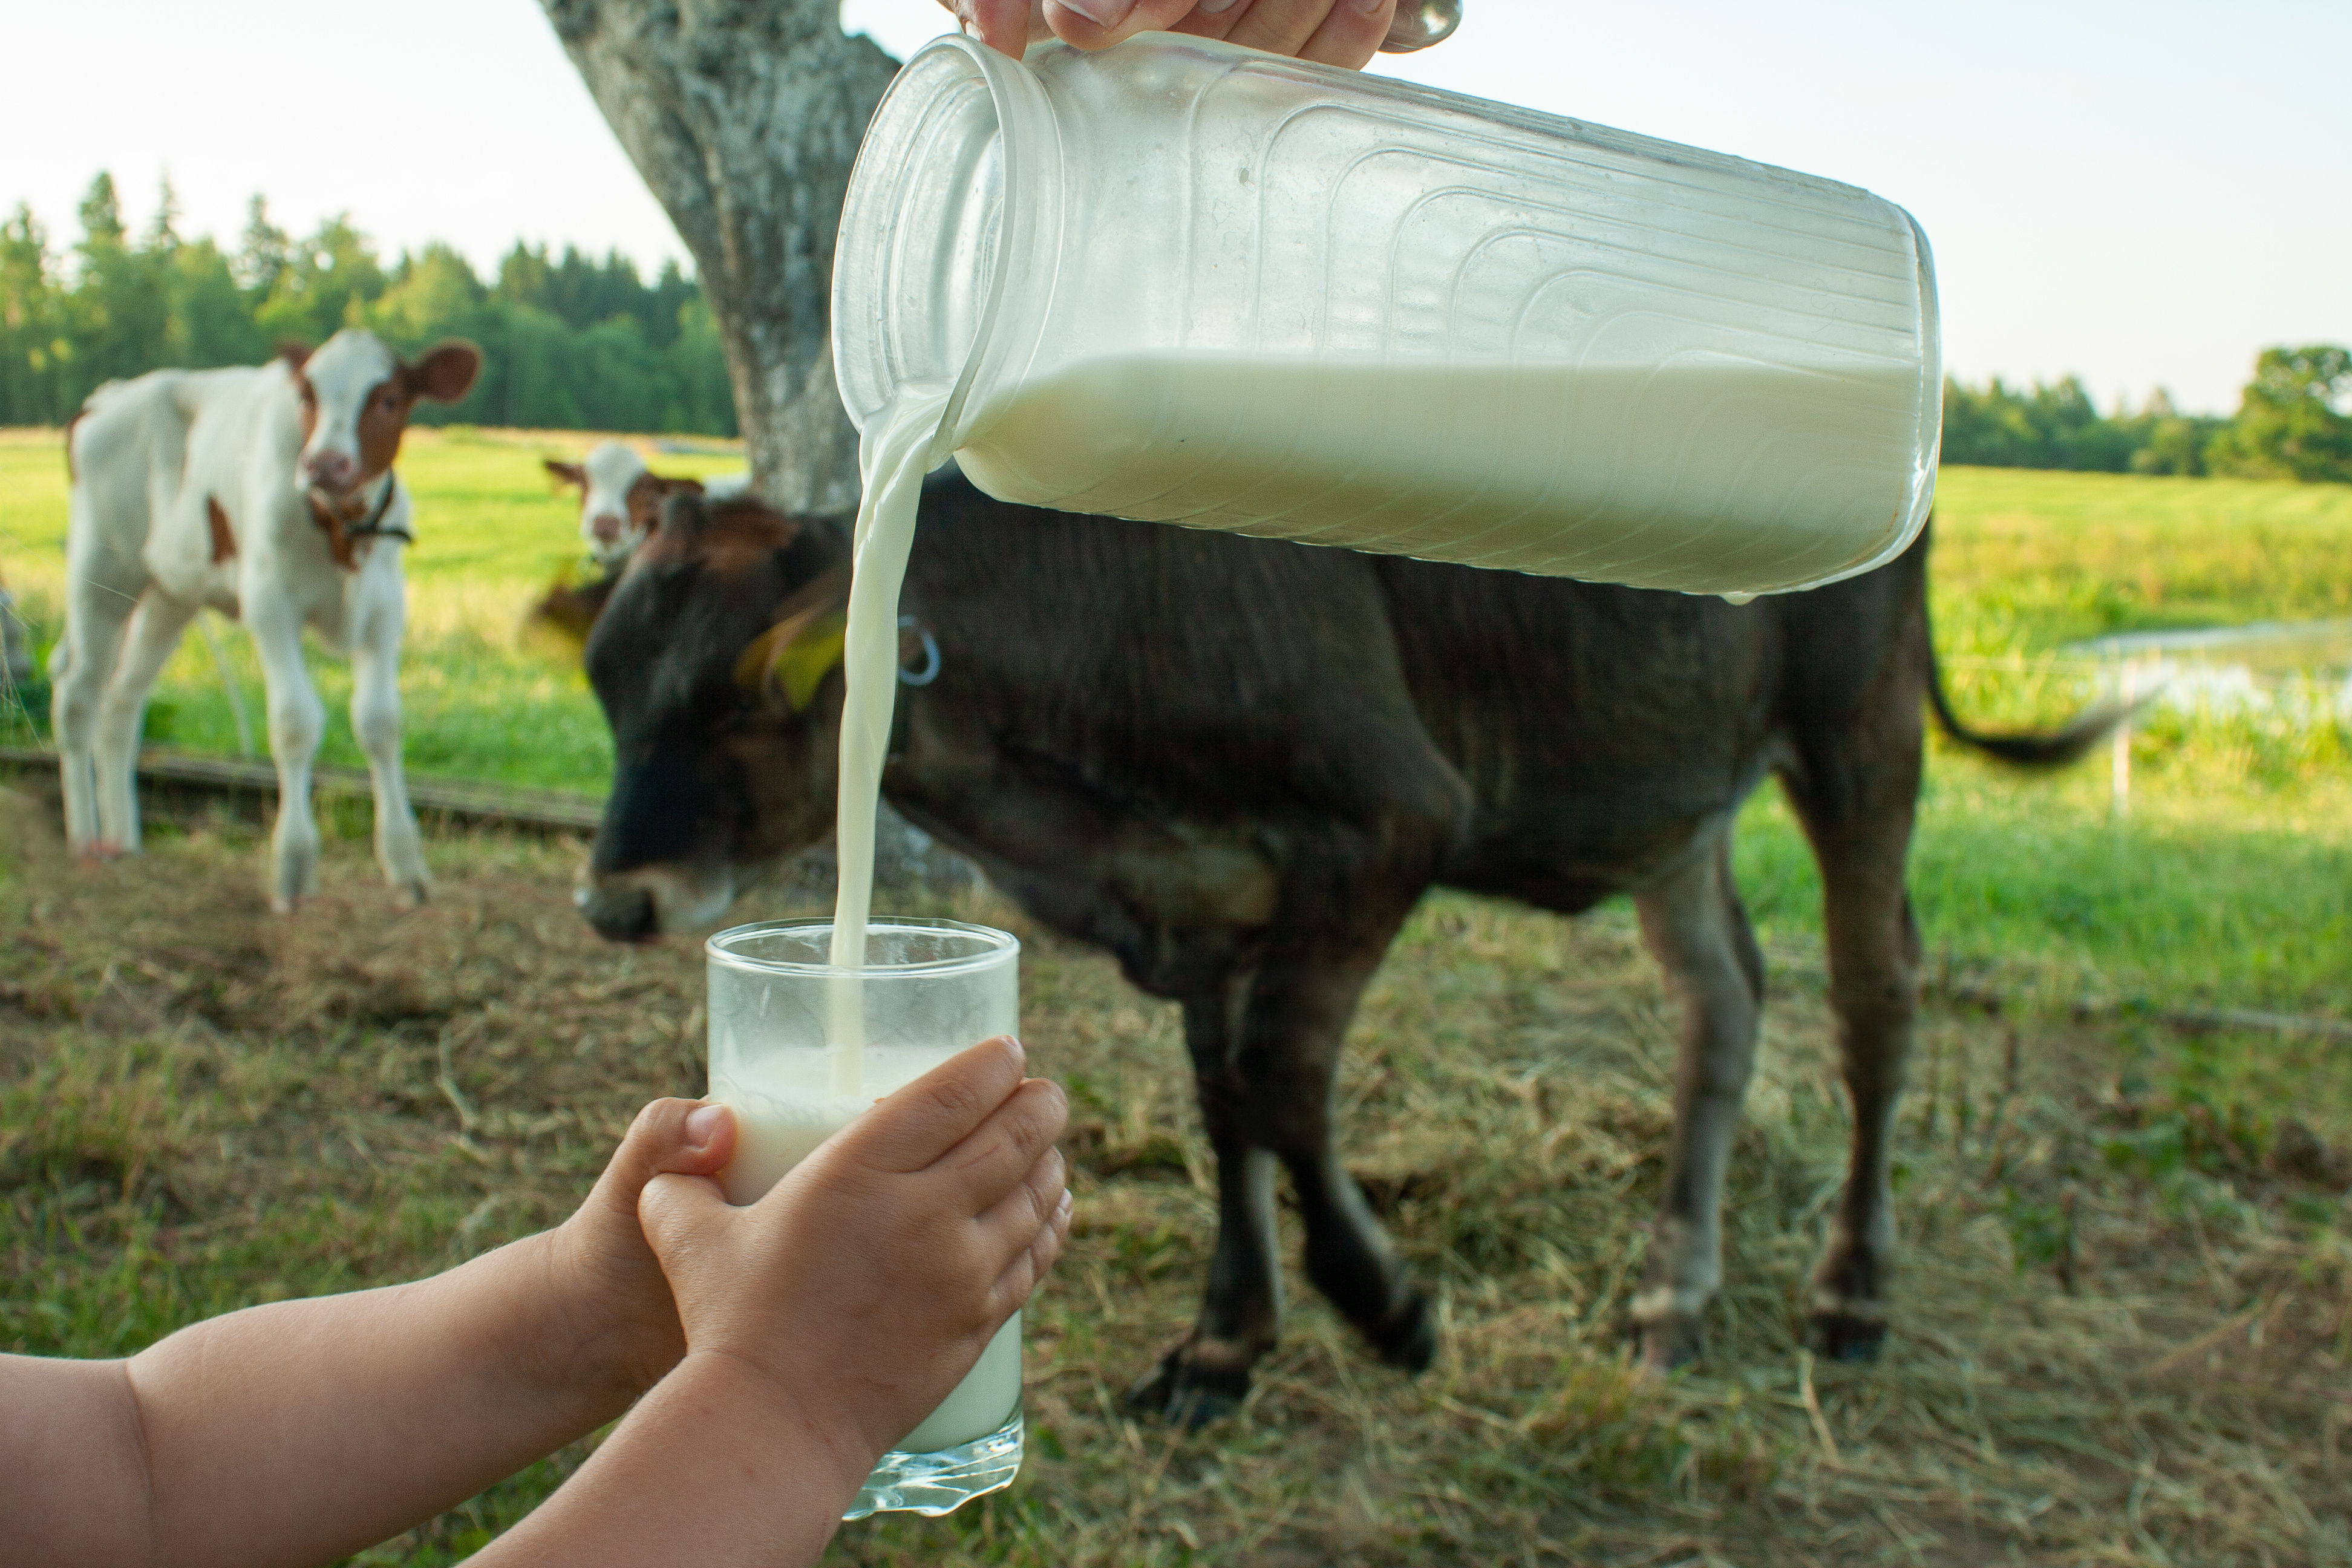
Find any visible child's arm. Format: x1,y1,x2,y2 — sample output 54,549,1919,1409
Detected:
1,1097,737,1568
479,1034,1071,1567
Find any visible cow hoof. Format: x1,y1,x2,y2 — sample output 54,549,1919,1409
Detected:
392,878,430,910
79,840,129,864
1805,1310,1887,1364
1124,1344,1250,1429
1633,1312,1706,1374
1368,1290,1437,1373
270,895,302,916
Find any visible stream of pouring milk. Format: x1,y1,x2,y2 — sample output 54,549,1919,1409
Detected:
822,387,956,1098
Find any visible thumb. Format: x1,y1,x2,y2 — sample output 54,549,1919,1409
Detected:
638,1169,734,1277
584,1099,736,1228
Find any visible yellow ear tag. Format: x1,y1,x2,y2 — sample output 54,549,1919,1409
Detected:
734,609,848,713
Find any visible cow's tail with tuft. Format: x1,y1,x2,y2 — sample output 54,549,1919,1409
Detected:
1922,629,2137,769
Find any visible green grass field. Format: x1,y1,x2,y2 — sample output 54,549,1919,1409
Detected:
5,433,2347,1018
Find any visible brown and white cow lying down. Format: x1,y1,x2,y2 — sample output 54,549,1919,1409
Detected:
532,442,749,639
53,328,480,910
575,474,2117,1421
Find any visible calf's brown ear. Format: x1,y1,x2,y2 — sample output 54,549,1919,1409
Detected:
657,489,709,534
544,458,587,489
406,340,483,403
656,475,706,497
277,342,313,374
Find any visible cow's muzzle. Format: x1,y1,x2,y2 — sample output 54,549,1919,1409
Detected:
575,864,737,942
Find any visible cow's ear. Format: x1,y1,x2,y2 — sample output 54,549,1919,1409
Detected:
658,489,710,534
277,342,313,374
544,457,586,489
405,340,482,403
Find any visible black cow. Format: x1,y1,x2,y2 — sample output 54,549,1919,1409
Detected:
580,474,2112,1420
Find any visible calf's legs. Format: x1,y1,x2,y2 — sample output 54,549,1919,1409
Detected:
53,559,142,855
244,591,326,912
1781,638,1926,1362
1131,896,1432,1423
1628,825,1765,1370
1789,802,1921,1362
91,593,198,855
349,607,428,904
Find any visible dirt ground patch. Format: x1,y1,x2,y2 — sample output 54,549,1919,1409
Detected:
3,790,2347,1566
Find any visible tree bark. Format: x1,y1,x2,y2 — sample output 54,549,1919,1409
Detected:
540,0,897,515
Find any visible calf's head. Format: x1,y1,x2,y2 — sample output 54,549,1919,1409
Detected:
545,442,704,571
578,492,849,940
286,329,480,497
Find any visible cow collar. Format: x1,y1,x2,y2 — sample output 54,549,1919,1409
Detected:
307,472,411,571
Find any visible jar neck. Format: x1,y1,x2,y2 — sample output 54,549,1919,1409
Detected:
830,34,1062,457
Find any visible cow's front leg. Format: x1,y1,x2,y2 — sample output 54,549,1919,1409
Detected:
91,593,198,855
244,593,325,912
1126,974,1287,1427
349,595,427,905
1628,828,1765,1371
1130,887,1430,1424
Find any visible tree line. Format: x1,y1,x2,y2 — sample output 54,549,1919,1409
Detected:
5,174,2347,482
1942,350,2352,483
0,175,734,436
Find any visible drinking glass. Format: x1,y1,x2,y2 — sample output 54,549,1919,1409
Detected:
706,917,1024,1519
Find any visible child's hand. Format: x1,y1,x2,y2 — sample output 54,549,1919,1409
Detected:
541,1097,741,1399
637,1036,1071,1475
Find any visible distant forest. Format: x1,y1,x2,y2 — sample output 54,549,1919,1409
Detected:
1941,351,2351,483
4,176,2347,481
0,176,734,436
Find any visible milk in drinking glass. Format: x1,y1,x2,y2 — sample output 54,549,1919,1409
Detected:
705,918,1025,1518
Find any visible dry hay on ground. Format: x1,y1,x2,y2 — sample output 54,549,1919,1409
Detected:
1,791,2346,1566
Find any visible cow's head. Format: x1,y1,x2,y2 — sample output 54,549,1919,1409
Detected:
545,442,704,571
577,491,850,940
286,330,480,497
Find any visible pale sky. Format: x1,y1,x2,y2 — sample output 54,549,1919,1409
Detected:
5,1,2345,415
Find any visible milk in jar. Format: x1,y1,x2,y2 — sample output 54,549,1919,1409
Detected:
834,33,1942,598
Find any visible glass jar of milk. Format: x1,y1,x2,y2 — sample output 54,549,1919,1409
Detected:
832,31,1941,599
706,918,1025,1519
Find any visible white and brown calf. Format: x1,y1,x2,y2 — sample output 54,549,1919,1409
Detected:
544,441,748,572
53,328,480,910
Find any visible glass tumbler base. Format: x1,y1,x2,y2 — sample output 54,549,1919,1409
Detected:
844,1408,1024,1520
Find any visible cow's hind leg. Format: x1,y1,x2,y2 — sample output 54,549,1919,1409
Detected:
1778,636,1926,1362
1628,823,1765,1371
91,593,198,855
1129,901,1430,1425
53,544,143,856
1785,791,1921,1362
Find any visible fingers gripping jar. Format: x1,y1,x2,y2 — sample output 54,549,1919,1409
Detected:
832,33,1941,598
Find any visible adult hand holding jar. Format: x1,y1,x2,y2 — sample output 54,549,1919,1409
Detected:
941,0,1459,68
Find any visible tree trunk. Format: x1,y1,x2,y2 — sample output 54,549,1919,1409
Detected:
543,0,975,891
540,0,897,516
